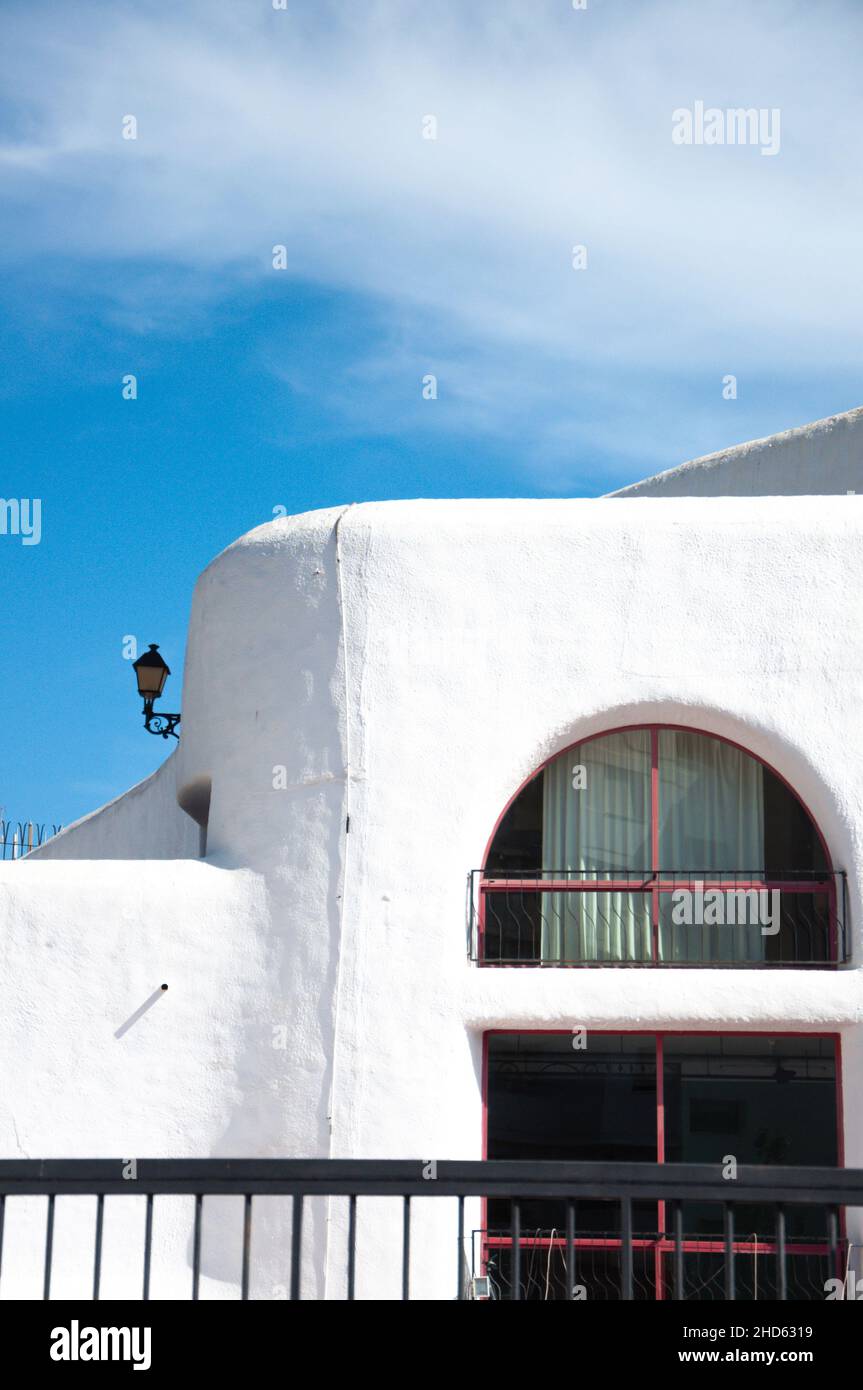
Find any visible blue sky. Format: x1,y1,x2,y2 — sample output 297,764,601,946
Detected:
2,0,863,831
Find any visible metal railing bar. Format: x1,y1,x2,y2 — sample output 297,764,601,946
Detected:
673,1201,684,1300
478,954,848,973
1,1159,860,1205
290,1193,303,1301
471,869,849,965
0,1162,853,1302
484,1232,832,1256
347,1194,357,1301
476,869,842,887
142,1194,153,1301
241,1194,252,1301
724,1205,735,1301
566,1199,575,1301
43,1193,54,1301
93,1193,104,1301
828,1206,839,1283
192,1193,202,1301
776,1207,787,1300
457,1196,465,1301
621,1198,633,1300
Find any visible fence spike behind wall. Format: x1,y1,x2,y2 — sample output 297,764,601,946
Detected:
0,821,60,859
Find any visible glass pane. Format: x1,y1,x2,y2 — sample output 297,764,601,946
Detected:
765,891,834,963
659,730,764,872
478,889,653,967
663,1036,837,1240
485,772,543,873
481,888,543,962
657,885,836,965
539,890,652,963
487,1033,656,1233
657,887,768,964
543,730,651,875
763,767,828,875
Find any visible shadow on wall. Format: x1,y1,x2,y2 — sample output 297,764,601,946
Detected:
178,775,212,858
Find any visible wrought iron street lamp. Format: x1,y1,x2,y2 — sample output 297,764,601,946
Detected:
132,644,181,739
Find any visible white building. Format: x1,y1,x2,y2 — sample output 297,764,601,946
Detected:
2,406,862,1300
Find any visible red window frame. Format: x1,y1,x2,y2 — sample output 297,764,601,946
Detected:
478,723,839,966
481,1029,844,1301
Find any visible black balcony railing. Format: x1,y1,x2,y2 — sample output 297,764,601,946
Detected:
469,869,849,967
0,1159,860,1301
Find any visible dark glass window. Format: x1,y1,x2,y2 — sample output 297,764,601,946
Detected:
664,1035,837,1243
484,1032,839,1301
487,1033,656,1237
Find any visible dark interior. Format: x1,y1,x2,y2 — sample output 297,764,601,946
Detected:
485,1031,838,1298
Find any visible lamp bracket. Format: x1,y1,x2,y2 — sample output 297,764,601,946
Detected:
142,700,181,740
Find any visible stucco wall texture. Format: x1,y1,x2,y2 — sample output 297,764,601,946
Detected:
609,404,863,497
3,491,863,1297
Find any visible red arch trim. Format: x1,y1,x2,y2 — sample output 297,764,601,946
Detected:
480,721,833,875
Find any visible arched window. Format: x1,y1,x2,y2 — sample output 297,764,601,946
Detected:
476,726,843,966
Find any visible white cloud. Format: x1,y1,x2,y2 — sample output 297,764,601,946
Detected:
2,0,862,475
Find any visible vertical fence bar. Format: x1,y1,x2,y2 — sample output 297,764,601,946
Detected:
457,1196,465,1301
566,1200,575,1300
93,1193,104,1301
724,1205,735,1301
0,1193,5,1293
621,1198,633,1300
775,1207,787,1301
511,1201,522,1301
827,1206,839,1284
673,1201,684,1300
402,1196,411,1301
43,1194,55,1301
142,1194,154,1301
347,1194,357,1301
241,1194,252,1301
192,1194,202,1301
290,1194,303,1301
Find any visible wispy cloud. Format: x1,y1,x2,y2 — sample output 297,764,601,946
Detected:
2,0,862,477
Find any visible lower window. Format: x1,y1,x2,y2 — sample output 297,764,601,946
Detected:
484,1031,840,1300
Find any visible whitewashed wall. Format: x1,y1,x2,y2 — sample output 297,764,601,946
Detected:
29,755,199,861
2,496,862,1298
610,404,863,496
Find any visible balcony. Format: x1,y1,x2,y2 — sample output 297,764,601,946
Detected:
0,1158,859,1301
469,869,849,966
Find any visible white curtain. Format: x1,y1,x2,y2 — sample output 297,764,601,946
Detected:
539,729,767,964
541,731,652,962
658,730,765,963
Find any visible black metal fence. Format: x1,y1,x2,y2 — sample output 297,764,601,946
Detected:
0,821,62,860
0,1159,860,1301
469,869,849,966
